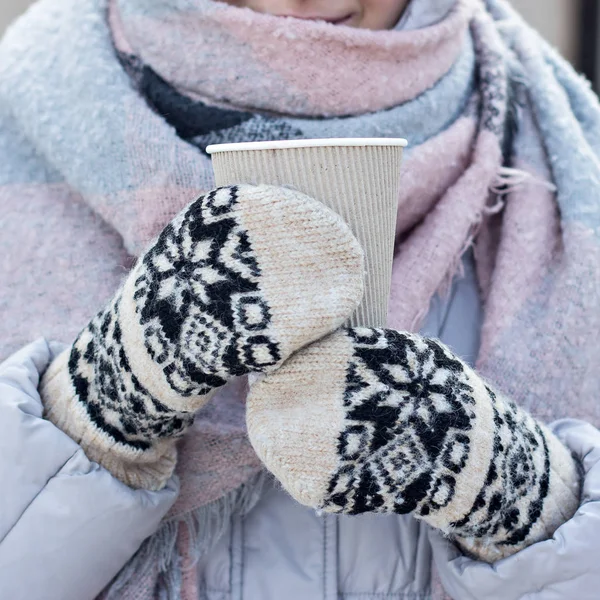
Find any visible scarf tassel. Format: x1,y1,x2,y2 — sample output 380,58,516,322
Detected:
103,471,271,600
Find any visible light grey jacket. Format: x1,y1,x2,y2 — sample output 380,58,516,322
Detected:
1,257,600,600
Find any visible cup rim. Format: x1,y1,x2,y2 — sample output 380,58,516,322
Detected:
206,137,408,154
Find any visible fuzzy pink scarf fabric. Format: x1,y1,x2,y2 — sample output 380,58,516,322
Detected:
103,0,600,597
106,0,485,524
2,0,598,597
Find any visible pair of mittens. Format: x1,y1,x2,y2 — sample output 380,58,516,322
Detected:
41,184,365,490
247,328,582,563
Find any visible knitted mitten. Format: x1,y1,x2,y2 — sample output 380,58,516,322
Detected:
247,328,581,563
41,185,364,490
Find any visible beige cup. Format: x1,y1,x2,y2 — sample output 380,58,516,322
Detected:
206,138,407,328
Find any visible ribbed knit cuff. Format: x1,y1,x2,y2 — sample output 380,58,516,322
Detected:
42,349,179,491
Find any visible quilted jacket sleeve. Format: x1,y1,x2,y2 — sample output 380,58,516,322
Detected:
430,419,600,600
0,339,179,600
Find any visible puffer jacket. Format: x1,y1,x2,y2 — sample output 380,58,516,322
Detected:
2,255,600,600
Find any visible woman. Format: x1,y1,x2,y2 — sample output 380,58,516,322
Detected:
1,0,599,599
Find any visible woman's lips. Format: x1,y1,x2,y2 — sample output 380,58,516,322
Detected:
330,14,355,25
279,13,355,25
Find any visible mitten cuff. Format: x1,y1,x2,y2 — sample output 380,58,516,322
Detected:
41,349,178,491
451,423,581,562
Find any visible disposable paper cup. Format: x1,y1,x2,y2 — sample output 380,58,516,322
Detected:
206,138,407,328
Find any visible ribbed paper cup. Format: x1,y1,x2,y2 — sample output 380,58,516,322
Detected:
206,138,407,328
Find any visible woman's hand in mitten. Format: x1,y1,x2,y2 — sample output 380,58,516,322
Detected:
41,185,364,490
247,328,582,563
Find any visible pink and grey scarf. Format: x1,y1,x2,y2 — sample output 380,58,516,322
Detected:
1,0,599,597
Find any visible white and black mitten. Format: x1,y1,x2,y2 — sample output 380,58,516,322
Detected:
41,185,364,490
247,328,581,562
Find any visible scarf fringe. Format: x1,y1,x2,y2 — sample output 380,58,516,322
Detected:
423,160,556,334
103,519,180,600
181,469,271,564
424,161,557,333
490,166,556,199
103,470,270,600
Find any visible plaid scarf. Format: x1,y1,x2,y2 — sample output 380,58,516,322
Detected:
1,0,598,597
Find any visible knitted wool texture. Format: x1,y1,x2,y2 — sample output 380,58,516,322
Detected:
42,185,365,489
248,329,580,563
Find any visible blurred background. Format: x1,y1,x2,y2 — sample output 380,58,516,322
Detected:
0,0,598,90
